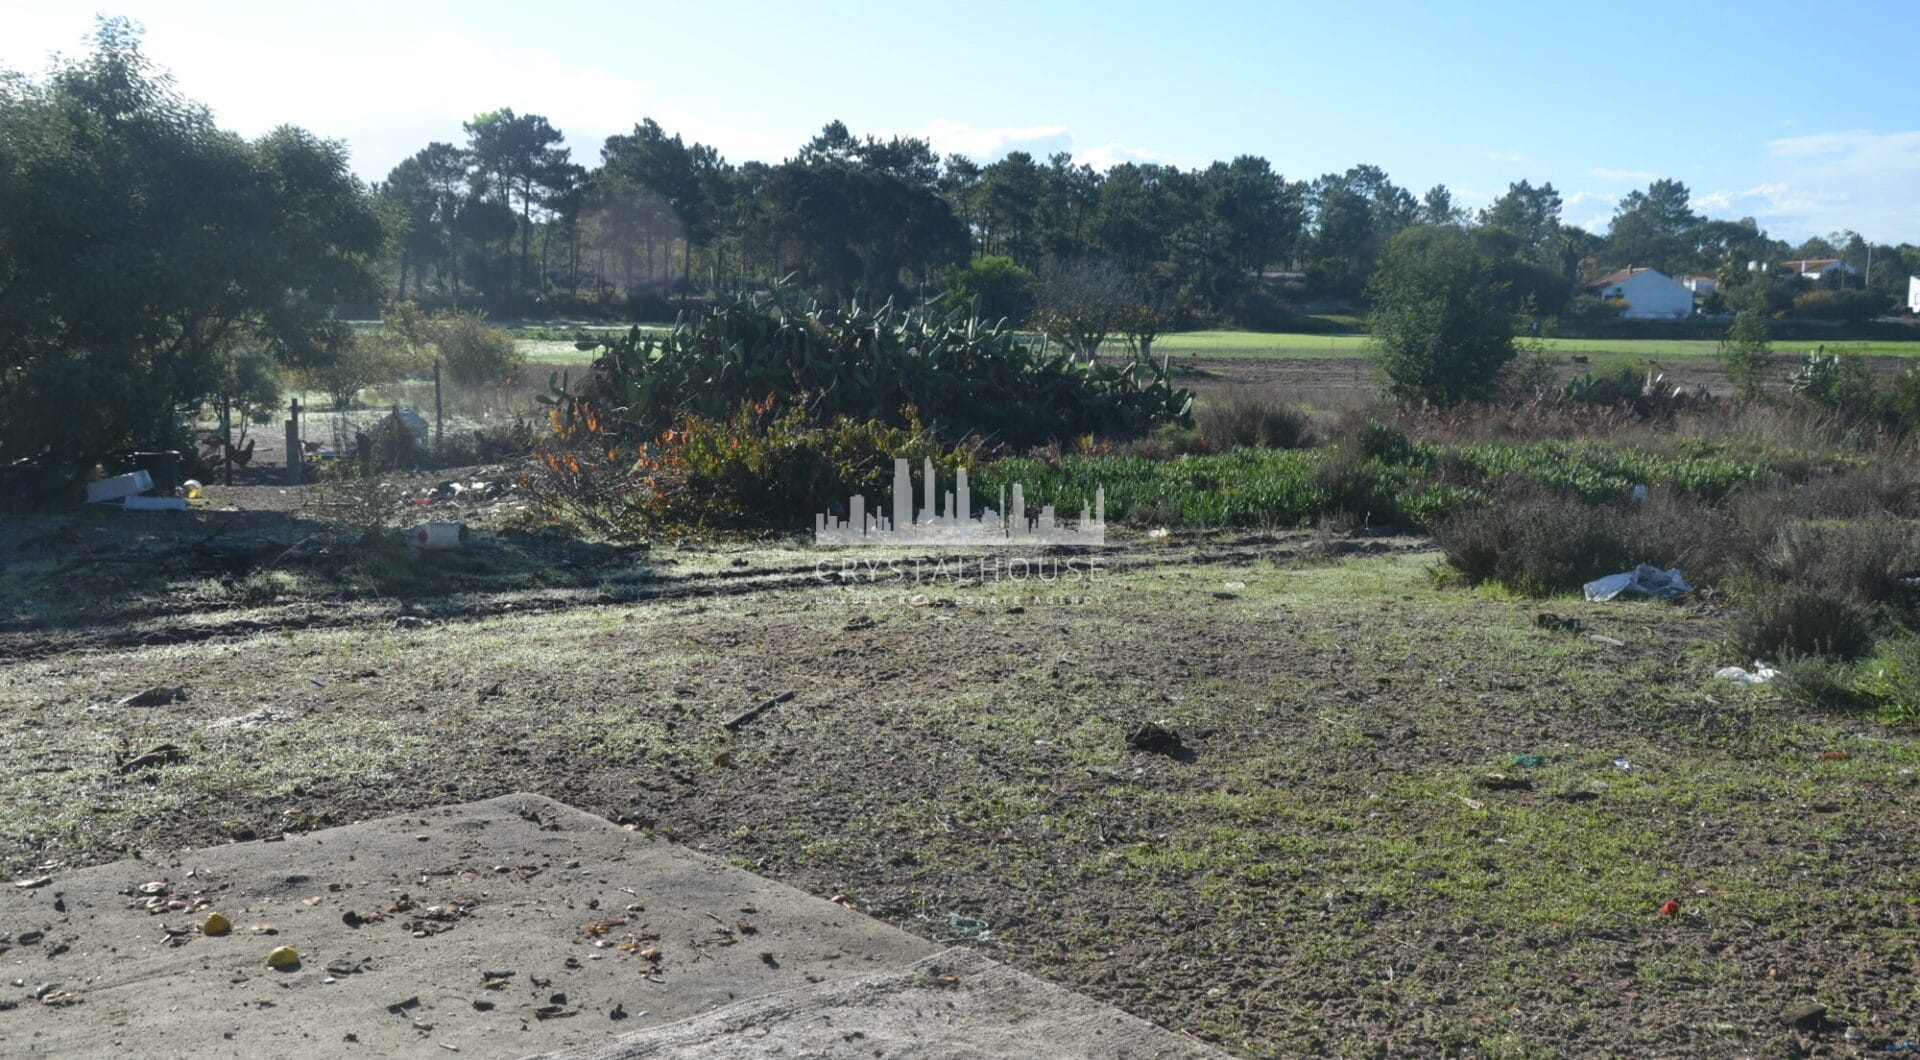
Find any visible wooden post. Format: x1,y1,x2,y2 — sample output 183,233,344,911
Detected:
285,397,303,486
221,392,233,487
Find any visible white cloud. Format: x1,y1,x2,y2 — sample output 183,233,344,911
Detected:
915,119,1073,162
1589,167,1661,182
1718,129,1920,241
1765,129,1920,159
1076,141,1161,171
1561,190,1619,232
28,24,799,179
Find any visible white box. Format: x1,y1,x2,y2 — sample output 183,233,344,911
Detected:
87,470,153,503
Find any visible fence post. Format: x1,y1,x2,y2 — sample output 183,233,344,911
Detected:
285,397,303,486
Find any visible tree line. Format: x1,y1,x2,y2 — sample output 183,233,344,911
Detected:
7,22,1920,473
375,113,1920,328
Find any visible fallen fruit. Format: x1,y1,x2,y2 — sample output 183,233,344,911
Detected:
1659,899,1680,917
266,946,300,969
203,913,232,936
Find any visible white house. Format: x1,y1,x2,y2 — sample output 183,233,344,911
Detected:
1908,275,1920,314
1781,258,1860,283
1682,275,1717,299
1588,267,1695,320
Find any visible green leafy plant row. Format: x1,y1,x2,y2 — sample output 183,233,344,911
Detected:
548,284,1193,448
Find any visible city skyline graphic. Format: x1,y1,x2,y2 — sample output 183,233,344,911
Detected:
816,458,1106,546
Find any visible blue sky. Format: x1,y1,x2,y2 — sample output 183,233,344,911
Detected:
10,1,1920,243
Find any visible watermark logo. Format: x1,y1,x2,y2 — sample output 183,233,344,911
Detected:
815,457,1105,547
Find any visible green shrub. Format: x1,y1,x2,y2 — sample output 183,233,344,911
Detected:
1790,349,1875,415
1856,637,1920,721
530,397,978,535
1197,396,1313,450
1776,655,1875,713
1717,312,1773,400
1728,587,1875,662
433,311,523,388
1434,491,1632,595
1791,289,1886,323
572,284,1191,449
1753,516,1920,613
1347,420,1413,464
938,255,1035,325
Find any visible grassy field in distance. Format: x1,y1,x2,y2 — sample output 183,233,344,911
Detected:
1136,329,1920,361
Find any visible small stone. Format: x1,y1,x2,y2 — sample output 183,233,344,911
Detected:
1780,1001,1825,1028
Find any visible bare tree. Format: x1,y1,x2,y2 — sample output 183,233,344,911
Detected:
1035,257,1143,363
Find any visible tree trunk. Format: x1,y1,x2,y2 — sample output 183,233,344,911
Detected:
519,186,534,317
539,223,551,310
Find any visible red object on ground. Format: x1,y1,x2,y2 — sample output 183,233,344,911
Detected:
1659,899,1680,917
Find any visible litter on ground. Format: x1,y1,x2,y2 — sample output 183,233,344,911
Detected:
1714,660,1780,684
1584,564,1693,602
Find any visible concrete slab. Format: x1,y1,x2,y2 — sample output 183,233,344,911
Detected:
1,794,1222,1059
542,947,1213,1060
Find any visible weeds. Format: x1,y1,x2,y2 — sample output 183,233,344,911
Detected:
1196,395,1313,450
1726,588,1876,662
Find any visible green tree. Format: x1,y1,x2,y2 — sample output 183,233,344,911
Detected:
293,328,409,411
1307,164,1417,296
464,109,576,311
1718,311,1772,399
939,255,1034,323
978,151,1046,265
1366,226,1522,405
1607,179,1697,274
1419,184,1467,226
0,20,385,468
1480,180,1563,257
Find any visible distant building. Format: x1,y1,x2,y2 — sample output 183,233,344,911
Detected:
1682,275,1717,299
1909,276,1920,314
1781,258,1860,283
1588,267,1694,320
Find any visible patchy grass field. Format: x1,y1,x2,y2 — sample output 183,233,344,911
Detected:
4,508,1916,1057
1123,329,1920,364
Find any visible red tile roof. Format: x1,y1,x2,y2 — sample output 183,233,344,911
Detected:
1589,267,1651,290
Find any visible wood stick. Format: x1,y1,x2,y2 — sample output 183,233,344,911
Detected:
722,690,795,732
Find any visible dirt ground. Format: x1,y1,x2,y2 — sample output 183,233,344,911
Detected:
5,474,1919,1057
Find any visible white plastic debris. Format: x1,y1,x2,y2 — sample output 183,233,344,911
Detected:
1714,660,1779,684
1630,484,1650,502
86,470,152,503
407,522,463,550
1583,564,1692,602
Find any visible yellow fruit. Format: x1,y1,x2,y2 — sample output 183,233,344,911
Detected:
266,945,300,969
203,913,232,936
